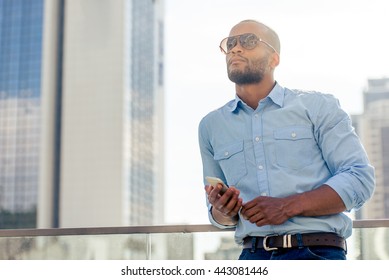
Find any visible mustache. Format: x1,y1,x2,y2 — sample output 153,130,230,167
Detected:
228,55,248,65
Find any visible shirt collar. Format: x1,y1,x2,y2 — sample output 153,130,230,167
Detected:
268,82,285,107
228,82,285,112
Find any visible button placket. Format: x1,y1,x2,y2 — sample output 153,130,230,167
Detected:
251,109,269,197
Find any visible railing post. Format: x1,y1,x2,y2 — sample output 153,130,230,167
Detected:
146,233,151,260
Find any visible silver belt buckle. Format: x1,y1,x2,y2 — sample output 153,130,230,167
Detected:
263,235,278,251
263,234,293,251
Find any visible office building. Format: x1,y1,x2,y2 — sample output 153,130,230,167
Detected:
0,0,165,229
355,78,389,219
352,77,389,259
0,0,44,228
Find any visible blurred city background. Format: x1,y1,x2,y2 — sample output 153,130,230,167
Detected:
0,0,389,259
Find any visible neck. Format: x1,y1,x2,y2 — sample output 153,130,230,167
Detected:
235,77,276,109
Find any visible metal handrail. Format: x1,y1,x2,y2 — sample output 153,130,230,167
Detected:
0,224,228,237
353,219,389,228
0,219,388,238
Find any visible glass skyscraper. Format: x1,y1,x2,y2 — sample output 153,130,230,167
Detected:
0,0,164,229
0,0,44,228
358,78,389,219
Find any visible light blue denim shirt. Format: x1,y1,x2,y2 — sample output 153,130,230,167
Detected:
198,82,375,244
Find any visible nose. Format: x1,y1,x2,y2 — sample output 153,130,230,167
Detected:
230,40,243,54
230,40,244,54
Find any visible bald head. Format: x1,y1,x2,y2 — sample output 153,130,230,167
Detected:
230,20,281,54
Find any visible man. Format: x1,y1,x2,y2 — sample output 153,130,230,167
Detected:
198,20,375,260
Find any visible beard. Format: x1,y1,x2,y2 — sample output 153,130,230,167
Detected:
227,56,269,85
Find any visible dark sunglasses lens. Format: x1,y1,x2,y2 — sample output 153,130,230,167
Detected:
240,33,258,50
225,37,237,52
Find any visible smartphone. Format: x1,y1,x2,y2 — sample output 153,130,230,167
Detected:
205,176,229,195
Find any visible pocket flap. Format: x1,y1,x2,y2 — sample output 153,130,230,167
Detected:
214,141,244,160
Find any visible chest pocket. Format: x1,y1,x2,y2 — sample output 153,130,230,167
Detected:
214,141,247,185
274,126,315,170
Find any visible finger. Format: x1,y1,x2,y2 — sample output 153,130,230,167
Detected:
225,194,244,217
256,216,269,227
230,197,243,215
213,189,238,214
206,184,223,193
206,186,219,204
216,187,236,206
240,202,253,218
242,206,259,221
242,199,256,210
223,193,240,215
249,212,262,224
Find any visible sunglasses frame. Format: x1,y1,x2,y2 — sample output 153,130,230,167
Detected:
219,33,278,55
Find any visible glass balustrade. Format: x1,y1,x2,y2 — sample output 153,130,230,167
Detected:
0,221,388,260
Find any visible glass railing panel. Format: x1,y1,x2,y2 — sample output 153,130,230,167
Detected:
0,232,240,260
148,231,240,260
0,234,149,260
350,227,389,260
0,222,388,260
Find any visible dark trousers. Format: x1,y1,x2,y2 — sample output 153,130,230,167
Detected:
239,246,346,260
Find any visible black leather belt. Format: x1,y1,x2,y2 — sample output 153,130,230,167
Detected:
243,233,347,251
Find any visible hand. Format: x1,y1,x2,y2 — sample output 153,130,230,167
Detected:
241,196,291,226
205,184,242,218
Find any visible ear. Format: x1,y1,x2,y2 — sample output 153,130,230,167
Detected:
270,52,280,69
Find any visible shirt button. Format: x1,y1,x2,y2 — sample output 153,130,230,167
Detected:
224,151,229,156
255,136,260,142
254,114,259,118
261,192,268,196
291,132,297,138
258,165,264,170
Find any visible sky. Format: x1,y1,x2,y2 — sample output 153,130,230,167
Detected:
163,0,389,225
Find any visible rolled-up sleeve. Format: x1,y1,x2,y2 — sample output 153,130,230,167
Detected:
314,96,375,211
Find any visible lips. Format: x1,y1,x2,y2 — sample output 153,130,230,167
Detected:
228,56,247,66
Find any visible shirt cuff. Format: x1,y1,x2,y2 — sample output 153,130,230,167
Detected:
208,205,237,229
325,175,357,211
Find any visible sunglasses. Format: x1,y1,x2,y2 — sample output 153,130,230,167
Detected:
219,33,278,55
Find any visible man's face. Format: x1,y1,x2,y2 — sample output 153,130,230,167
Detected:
225,23,272,85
